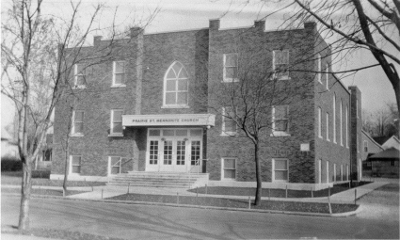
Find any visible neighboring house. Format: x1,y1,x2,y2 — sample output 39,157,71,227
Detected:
367,147,400,178
51,19,364,190
361,130,384,175
1,129,19,159
382,135,400,150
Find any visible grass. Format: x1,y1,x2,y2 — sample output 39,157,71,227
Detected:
109,193,358,214
358,182,399,206
1,171,106,187
188,182,371,198
2,227,126,240
1,187,87,197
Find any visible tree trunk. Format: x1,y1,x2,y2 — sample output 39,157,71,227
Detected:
254,143,262,205
63,107,73,196
18,159,32,230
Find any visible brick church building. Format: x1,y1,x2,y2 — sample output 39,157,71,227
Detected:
51,19,363,190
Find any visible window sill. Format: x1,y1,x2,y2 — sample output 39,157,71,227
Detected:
222,78,239,83
70,134,84,137
221,178,236,181
326,139,330,142
270,132,291,137
73,85,86,89
318,135,323,139
108,133,124,137
220,132,237,137
161,105,189,109
111,84,126,88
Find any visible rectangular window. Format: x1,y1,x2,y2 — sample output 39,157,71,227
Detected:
272,105,290,136
326,161,330,183
318,159,322,184
333,163,336,182
341,165,344,181
340,101,343,146
273,159,289,182
74,64,86,88
113,61,126,86
363,141,368,152
72,110,84,135
318,107,322,138
273,50,290,80
347,165,349,181
317,54,322,83
109,156,121,175
222,107,237,136
70,155,81,174
346,105,349,148
110,109,123,136
326,112,330,141
333,95,336,143
222,158,236,180
223,54,238,82
325,63,329,90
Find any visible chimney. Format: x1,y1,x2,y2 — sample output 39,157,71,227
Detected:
304,21,317,30
209,19,220,30
93,36,102,46
254,20,265,31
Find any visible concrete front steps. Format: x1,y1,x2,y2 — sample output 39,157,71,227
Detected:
107,171,209,189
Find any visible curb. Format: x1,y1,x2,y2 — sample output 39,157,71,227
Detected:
2,192,360,218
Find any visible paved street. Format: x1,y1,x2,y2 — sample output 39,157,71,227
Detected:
2,193,398,240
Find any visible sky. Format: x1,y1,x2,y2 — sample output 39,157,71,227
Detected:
1,0,398,134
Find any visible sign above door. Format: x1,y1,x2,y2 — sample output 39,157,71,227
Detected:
122,114,215,127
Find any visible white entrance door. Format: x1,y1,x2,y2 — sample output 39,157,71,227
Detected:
146,128,202,172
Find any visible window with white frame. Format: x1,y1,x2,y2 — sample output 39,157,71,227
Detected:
273,158,289,182
112,61,126,86
346,165,349,181
318,107,322,138
222,158,236,180
223,54,238,82
272,105,290,136
70,155,81,174
109,156,122,175
318,159,322,184
333,94,337,143
272,50,290,80
341,164,344,181
333,163,336,182
326,112,330,141
110,109,123,136
325,63,329,90
363,140,368,152
164,61,189,107
74,64,86,88
317,54,322,83
221,107,237,136
340,100,343,146
346,105,349,148
326,161,330,183
71,110,84,135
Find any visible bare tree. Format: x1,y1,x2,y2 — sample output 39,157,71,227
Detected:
1,0,122,230
363,102,399,137
277,0,400,113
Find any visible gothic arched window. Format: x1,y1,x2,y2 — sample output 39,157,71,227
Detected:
163,61,189,107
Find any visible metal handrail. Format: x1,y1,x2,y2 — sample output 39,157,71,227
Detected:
108,158,134,183
188,158,204,189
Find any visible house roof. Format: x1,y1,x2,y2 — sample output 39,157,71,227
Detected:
372,136,391,145
369,147,400,160
362,130,384,150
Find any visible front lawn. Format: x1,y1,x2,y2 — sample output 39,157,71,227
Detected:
188,182,371,198
1,171,106,187
110,193,358,214
1,187,87,196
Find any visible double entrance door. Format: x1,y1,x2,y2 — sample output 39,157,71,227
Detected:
146,128,203,172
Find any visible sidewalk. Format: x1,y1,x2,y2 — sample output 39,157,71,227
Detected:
3,181,387,204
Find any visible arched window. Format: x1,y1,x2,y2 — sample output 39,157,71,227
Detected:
163,61,189,107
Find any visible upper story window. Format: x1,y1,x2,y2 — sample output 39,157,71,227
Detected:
163,61,189,108
318,107,322,138
74,64,86,88
340,100,343,146
333,94,337,143
317,54,322,83
223,53,238,82
325,63,329,90
271,105,290,136
326,112,330,141
272,50,290,80
110,109,123,136
346,105,349,148
221,107,237,136
112,61,126,87
71,110,84,136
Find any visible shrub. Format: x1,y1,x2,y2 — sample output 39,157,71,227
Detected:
32,169,51,179
1,158,22,171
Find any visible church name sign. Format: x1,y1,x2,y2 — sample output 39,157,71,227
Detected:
122,114,215,127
